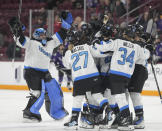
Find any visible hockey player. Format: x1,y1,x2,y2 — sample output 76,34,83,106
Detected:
51,44,71,89
63,26,115,129
127,25,150,129
98,24,121,129
80,23,118,129
8,11,73,122
93,25,149,131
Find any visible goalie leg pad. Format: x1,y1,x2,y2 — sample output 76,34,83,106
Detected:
45,78,68,120
30,80,45,115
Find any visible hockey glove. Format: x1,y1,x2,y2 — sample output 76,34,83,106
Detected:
145,44,154,55
61,19,71,30
60,11,73,25
60,11,73,30
8,17,25,37
92,38,100,45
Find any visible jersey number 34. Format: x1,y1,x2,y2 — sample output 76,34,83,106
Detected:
71,51,88,71
117,47,135,68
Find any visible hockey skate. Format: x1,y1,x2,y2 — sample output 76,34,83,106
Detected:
99,105,116,129
79,111,95,129
23,109,42,122
117,114,134,131
111,115,119,129
23,95,42,123
64,115,78,130
134,116,145,129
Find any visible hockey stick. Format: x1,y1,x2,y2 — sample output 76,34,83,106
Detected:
89,15,109,44
12,0,22,66
150,62,162,103
146,10,162,103
135,14,143,25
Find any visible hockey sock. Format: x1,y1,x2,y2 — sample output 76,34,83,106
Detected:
114,93,130,117
130,92,143,108
104,89,116,105
72,95,84,112
92,93,108,107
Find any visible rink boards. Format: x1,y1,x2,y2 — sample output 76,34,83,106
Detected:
0,61,162,96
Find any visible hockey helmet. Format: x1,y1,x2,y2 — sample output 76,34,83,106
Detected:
100,23,113,38
123,25,135,38
33,28,47,45
33,28,47,40
80,23,93,36
67,30,81,45
134,24,144,37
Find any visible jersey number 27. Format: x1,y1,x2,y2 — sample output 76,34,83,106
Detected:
71,51,88,71
117,47,135,68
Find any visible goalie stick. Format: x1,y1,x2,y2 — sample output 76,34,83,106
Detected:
12,0,22,65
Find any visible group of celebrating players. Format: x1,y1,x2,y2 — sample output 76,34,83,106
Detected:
8,10,153,131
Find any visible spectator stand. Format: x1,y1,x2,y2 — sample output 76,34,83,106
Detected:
0,0,161,61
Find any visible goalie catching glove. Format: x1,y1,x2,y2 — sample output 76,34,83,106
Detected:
8,17,25,37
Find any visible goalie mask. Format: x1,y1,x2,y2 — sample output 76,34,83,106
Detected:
33,28,47,45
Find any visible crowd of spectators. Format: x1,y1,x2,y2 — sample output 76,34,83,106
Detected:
0,0,161,62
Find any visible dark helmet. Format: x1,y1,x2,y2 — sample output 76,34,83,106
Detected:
80,23,93,36
123,25,136,38
134,24,144,36
100,23,113,38
67,30,81,45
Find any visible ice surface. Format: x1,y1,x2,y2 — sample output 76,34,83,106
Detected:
0,90,161,131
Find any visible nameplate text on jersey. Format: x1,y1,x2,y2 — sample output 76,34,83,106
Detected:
123,42,134,48
72,46,84,53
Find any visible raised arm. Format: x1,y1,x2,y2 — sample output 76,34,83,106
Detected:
8,17,30,48
52,11,73,48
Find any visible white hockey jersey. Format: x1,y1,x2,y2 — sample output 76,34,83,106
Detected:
95,39,146,78
136,48,150,67
15,34,62,71
63,44,106,81
100,56,112,76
